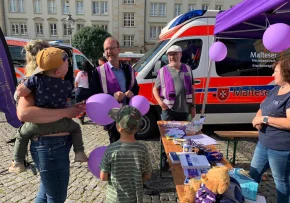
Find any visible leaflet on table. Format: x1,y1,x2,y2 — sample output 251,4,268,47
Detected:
179,154,211,169
165,128,185,139
183,134,217,146
169,152,197,164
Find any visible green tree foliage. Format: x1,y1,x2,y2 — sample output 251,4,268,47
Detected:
72,26,111,64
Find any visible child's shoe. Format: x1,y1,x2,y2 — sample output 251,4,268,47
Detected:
74,151,88,162
8,161,26,174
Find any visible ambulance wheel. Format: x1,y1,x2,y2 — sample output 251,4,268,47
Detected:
136,111,158,140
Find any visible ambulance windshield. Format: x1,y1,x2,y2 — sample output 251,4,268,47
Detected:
134,40,169,72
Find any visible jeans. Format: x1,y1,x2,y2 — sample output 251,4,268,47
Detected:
30,135,72,203
75,87,92,103
161,109,189,121
14,119,83,163
250,142,290,203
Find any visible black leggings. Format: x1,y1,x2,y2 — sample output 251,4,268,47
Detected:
75,87,92,103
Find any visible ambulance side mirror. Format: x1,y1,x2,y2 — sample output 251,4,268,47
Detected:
152,61,162,77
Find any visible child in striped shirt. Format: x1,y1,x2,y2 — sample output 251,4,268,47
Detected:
100,105,152,203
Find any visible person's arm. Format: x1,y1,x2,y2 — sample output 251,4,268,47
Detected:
100,171,109,181
99,150,111,181
153,74,168,110
190,85,196,118
16,83,32,97
142,148,152,182
17,94,83,123
74,82,79,89
253,109,290,130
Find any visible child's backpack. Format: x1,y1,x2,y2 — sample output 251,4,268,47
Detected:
218,177,245,203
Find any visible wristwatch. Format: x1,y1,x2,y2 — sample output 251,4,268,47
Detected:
262,116,269,124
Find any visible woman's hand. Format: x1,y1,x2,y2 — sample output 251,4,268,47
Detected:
64,106,83,118
252,116,263,129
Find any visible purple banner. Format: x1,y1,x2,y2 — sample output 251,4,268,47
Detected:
0,28,21,128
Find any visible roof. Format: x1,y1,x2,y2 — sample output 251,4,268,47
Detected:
214,0,290,39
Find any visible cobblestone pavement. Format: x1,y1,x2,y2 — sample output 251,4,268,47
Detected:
0,113,276,203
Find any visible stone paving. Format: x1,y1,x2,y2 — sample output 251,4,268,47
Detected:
0,113,276,203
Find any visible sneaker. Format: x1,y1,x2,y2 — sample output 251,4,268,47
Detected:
8,161,26,174
74,151,88,162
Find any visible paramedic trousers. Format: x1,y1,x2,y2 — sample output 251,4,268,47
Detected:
249,142,290,203
161,109,189,121
30,135,72,203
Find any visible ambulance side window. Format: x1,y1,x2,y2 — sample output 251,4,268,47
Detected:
75,54,89,70
215,39,275,77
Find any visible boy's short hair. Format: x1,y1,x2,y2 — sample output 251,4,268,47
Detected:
32,47,68,75
108,105,142,133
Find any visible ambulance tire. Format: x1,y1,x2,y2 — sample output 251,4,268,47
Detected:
135,111,158,140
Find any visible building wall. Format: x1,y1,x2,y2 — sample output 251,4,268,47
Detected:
0,0,6,34
4,0,241,52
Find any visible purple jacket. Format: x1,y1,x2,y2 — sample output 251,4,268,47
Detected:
158,64,193,108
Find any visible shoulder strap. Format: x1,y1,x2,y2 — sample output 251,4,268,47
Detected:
99,64,108,94
184,64,193,85
159,67,166,97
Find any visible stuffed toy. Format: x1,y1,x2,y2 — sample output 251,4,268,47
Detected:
181,166,230,203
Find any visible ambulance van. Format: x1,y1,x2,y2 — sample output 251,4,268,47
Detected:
134,10,283,139
6,37,92,85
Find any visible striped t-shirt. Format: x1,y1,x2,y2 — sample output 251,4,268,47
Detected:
100,141,152,203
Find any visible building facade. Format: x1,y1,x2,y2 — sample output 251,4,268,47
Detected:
3,0,241,52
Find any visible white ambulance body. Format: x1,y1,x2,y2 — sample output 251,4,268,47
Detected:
134,10,280,138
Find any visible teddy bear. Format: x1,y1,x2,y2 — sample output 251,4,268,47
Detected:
180,166,230,203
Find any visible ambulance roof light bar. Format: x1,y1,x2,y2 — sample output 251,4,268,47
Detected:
169,10,207,29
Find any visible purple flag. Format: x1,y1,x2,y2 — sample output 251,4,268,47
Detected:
0,28,21,128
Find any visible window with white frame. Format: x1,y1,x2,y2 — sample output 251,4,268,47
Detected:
63,24,69,36
202,4,209,10
76,1,84,14
18,0,25,12
35,23,43,36
11,23,19,35
20,23,27,35
92,1,108,15
76,24,84,31
188,4,196,11
62,0,70,14
11,22,27,35
93,24,108,31
123,0,134,4
123,13,134,27
150,3,166,16
9,0,25,12
149,26,163,39
49,23,57,36
34,0,41,13
174,4,182,17
215,5,222,10
123,35,134,46
48,0,56,14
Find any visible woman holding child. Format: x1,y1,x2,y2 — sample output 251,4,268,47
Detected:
251,58,290,203
10,40,85,203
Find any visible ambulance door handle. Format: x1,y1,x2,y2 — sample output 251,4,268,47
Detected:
194,80,201,85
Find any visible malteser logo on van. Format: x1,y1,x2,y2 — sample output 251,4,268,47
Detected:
250,52,277,68
217,88,230,102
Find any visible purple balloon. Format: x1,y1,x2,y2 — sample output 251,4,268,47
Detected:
86,94,120,125
88,146,107,179
263,23,290,53
129,95,150,115
209,41,227,62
